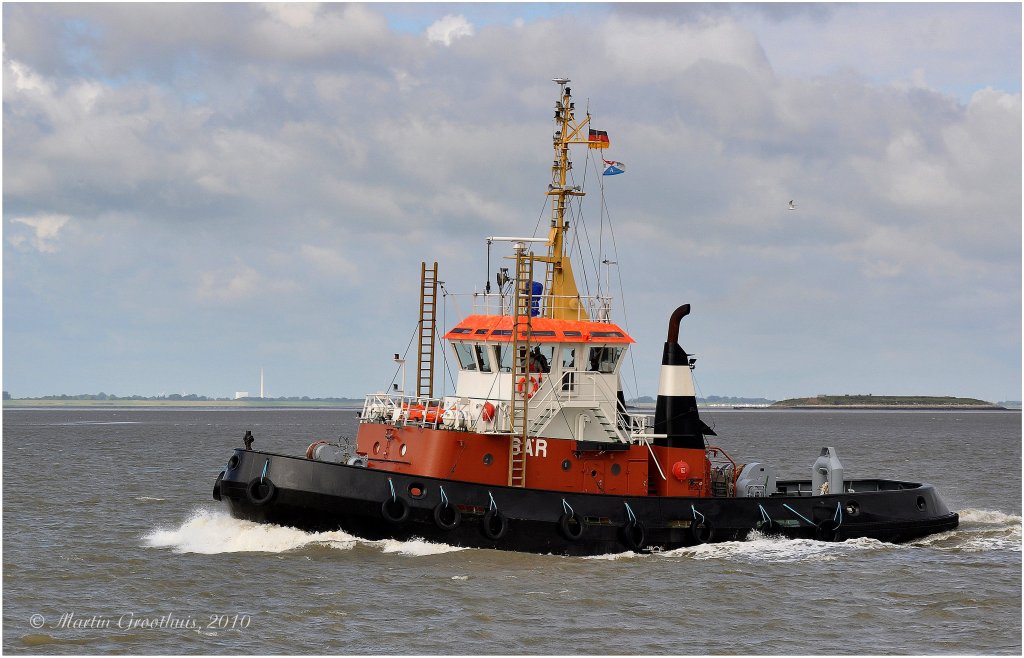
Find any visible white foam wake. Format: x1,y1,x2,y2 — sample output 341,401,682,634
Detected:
143,508,465,556
658,531,890,563
957,508,1022,526
908,508,1022,552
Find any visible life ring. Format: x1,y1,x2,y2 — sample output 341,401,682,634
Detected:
559,513,585,541
515,375,541,400
246,477,276,505
621,520,646,551
213,471,224,501
691,520,714,544
482,509,508,540
815,519,841,542
381,496,410,523
306,440,328,460
433,502,461,530
481,402,496,422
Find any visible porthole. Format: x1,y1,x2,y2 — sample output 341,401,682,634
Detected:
408,483,426,499
373,441,381,455
227,455,240,470
483,453,493,466
399,444,408,457
561,459,572,471
590,469,598,478
845,501,860,516
916,496,927,511
610,463,621,476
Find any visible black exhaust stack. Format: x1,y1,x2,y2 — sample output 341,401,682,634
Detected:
653,304,715,448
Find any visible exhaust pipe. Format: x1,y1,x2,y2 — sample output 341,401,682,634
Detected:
654,304,715,448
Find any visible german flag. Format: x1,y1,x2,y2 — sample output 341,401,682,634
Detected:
588,129,610,149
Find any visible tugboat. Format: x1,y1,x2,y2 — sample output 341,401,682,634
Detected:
213,79,959,555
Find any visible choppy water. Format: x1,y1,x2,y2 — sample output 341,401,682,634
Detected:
3,407,1021,654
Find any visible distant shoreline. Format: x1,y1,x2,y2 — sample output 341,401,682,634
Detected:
771,395,1009,410
2,399,363,409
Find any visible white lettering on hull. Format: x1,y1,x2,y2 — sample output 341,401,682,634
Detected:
512,438,549,458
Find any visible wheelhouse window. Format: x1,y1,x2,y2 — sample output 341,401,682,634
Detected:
561,347,576,369
587,346,624,374
453,342,477,371
475,345,492,372
529,345,555,373
494,344,513,372
454,342,493,372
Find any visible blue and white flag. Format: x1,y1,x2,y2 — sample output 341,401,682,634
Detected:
602,159,625,176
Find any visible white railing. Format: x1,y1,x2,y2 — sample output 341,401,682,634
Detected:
445,292,614,321
621,411,655,440
360,393,449,429
361,381,657,442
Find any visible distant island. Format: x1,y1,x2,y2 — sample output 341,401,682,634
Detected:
772,395,1007,410
629,395,775,407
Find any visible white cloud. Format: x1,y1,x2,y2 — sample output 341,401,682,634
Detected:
426,14,474,46
9,214,71,253
299,245,358,279
196,263,299,304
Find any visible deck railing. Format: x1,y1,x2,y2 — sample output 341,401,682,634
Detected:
441,292,614,321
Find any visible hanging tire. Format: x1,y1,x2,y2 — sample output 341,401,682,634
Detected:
691,520,714,544
621,521,646,551
213,471,225,501
815,519,841,542
559,513,585,541
381,496,410,523
433,502,461,531
246,477,276,505
754,518,777,535
482,509,508,540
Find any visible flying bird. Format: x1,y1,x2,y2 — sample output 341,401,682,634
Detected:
788,200,797,210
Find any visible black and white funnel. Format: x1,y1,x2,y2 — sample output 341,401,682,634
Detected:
653,304,715,449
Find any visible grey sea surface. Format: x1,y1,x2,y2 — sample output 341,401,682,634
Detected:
3,407,1021,654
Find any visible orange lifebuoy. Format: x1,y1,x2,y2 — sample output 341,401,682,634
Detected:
306,440,328,460
481,402,496,422
516,375,541,399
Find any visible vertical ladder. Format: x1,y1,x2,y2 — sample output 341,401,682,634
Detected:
417,261,438,398
508,248,533,487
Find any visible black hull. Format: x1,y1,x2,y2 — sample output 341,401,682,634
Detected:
215,449,959,556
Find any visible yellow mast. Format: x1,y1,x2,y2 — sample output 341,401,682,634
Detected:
537,78,598,321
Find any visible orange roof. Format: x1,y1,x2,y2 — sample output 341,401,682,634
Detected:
443,314,634,344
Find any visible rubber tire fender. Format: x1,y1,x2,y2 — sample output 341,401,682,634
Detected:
482,509,508,540
815,519,841,542
754,518,777,535
246,477,276,505
692,520,714,544
559,513,585,541
621,520,646,551
381,496,410,524
433,502,461,531
213,471,225,502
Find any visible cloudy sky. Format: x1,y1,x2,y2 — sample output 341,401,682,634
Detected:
4,3,1020,402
